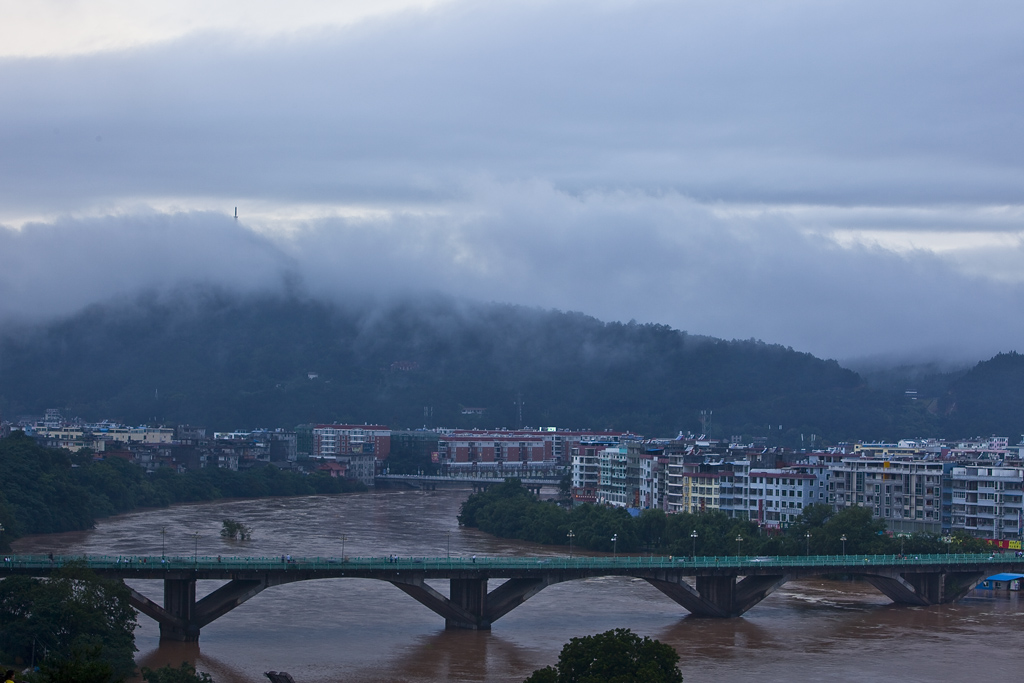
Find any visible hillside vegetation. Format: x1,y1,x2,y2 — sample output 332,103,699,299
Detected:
0,290,1019,441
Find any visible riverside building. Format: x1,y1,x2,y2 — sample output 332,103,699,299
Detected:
829,458,946,534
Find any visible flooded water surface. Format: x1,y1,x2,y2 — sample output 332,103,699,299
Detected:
13,490,1024,682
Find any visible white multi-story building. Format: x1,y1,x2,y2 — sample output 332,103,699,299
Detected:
597,446,629,507
313,424,391,460
570,441,605,504
628,451,665,510
949,465,1024,541
746,469,821,529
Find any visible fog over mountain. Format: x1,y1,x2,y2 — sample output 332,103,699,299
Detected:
1,0,1022,363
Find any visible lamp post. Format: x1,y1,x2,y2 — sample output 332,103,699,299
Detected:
944,535,952,558
567,529,575,558
805,531,812,557
192,532,199,564
161,526,167,558
341,534,347,560
446,530,452,560
611,533,618,559
691,530,698,558
840,533,847,556
735,534,743,557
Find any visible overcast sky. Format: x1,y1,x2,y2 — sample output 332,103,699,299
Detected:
1,0,1022,364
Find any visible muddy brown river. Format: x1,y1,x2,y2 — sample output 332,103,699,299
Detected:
13,489,1024,682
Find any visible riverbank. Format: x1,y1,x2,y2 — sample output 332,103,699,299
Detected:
0,432,365,548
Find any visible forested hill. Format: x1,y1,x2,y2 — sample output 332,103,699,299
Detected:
938,352,1024,438
0,290,1014,441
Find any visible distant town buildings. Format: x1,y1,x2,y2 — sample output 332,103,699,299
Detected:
3,409,1024,545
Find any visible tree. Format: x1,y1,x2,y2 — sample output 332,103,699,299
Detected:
37,645,116,683
220,519,253,541
141,661,214,683
0,564,137,682
524,628,683,683
558,473,572,502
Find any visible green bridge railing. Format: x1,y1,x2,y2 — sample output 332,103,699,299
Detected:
0,552,1016,573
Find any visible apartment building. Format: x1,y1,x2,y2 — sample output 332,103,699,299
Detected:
570,437,620,504
746,469,820,528
596,446,629,507
829,458,946,534
949,465,1024,541
313,424,391,460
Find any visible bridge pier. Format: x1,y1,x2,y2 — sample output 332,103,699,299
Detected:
646,573,789,617
97,554,1018,638
128,576,284,643
162,578,201,641
390,575,555,629
863,570,987,606
448,578,488,629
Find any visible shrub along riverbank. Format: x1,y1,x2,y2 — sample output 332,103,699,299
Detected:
458,479,989,556
0,432,365,548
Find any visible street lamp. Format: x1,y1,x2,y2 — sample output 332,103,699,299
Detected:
805,532,812,557
611,533,618,558
691,530,698,558
943,535,952,557
341,533,347,560
567,529,576,558
446,530,452,560
192,532,199,564
161,526,167,558
840,534,847,556
735,534,743,557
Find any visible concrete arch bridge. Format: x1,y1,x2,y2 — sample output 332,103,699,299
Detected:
0,553,1018,642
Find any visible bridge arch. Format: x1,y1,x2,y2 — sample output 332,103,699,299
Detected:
0,553,1015,642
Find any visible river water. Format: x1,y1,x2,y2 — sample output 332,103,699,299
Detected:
12,489,1024,682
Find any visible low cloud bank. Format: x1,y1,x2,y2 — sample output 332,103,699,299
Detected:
2,185,1021,363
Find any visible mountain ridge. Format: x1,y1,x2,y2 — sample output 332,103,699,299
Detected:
0,289,1018,442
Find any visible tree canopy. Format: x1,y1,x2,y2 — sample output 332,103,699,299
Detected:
0,564,137,682
0,432,363,545
141,662,214,683
524,628,682,683
1,290,990,441
459,480,991,556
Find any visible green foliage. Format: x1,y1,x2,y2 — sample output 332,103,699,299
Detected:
0,564,137,681
460,480,983,557
0,433,365,543
219,519,253,541
940,352,1024,436
524,628,682,683
0,290,955,440
36,645,117,683
140,662,214,683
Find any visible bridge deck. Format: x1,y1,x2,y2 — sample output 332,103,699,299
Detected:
0,552,1015,577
